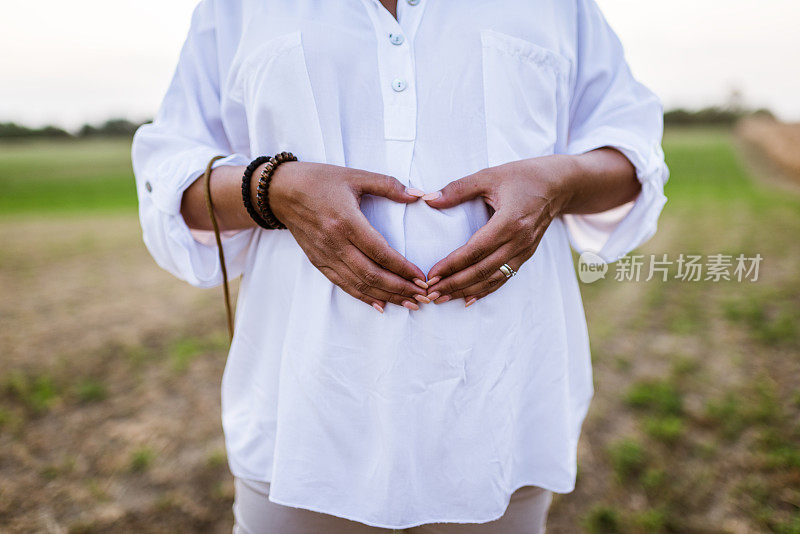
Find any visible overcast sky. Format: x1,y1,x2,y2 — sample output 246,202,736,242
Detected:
1,0,798,129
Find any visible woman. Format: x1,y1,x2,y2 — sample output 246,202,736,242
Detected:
132,0,668,532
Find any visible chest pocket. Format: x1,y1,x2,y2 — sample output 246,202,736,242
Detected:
480,29,570,167
226,31,326,163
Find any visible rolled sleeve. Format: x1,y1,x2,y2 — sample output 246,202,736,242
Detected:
562,0,669,263
131,0,256,288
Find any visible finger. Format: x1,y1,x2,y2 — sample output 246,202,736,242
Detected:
329,260,411,309
427,241,522,298
461,220,548,305
423,172,488,209
336,256,422,310
355,172,422,204
298,228,414,309
317,265,387,313
426,212,514,282
453,252,528,303
349,212,428,287
344,246,428,301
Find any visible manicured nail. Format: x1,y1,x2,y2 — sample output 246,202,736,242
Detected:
372,303,384,314
434,295,451,304
426,291,441,301
405,187,425,197
465,297,477,308
403,300,420,311
414,294,431,304
427,276,441,286
413,278,429,289
422,191,442,201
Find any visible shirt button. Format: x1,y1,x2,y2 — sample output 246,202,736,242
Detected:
389,33,405,46
145,181,152,193
391,78,407,92
407,0,420,5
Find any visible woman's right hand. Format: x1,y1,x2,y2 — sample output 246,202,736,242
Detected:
268,161,429,312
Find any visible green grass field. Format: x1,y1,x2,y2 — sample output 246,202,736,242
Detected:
1,128,796,214
1,130,798,533
0,139,136,215
1,128,796,216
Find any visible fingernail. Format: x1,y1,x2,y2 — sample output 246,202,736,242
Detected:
427,291,441,301
434,295,451,304
403,300,420,311
465,297,477,308
422,191,442,201
405,187,425,197
427,276,441,286
372,303,384,314
413,278,428,289
414,294,431,304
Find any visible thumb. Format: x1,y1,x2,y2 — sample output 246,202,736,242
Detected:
356,173,422,204
423,173,486,209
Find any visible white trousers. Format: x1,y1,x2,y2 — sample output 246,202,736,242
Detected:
233,477,552,534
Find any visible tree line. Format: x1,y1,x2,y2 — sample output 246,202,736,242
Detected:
0,118,149,140
0,106,778,140
663,106,774,126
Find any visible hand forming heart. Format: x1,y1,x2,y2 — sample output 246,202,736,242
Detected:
271,149,638,311
421,155,578,306
422,149,640,306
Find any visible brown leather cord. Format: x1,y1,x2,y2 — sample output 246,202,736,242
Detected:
203,155,234,342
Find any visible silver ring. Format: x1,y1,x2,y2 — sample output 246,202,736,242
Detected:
499,263,516,278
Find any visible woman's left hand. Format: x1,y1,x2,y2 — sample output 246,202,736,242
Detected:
422,155,581,305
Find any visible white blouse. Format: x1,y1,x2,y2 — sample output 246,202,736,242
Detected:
131,0,668,528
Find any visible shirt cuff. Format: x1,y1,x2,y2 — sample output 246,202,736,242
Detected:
138,149,258,287
160,208,256,288
562,128,669,263
145,149,251,216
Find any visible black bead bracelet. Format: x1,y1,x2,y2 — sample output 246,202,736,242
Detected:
241,155,275,230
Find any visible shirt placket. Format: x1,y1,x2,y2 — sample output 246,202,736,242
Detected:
361,0,427,186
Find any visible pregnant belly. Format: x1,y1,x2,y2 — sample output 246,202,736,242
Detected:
360,194,491,276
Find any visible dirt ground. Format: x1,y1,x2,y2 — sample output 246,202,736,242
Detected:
736,116,800,180
1,130,799,533
0,216,237,533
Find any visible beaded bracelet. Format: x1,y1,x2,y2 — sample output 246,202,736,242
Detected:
241,156,274,229
255,151,296,230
